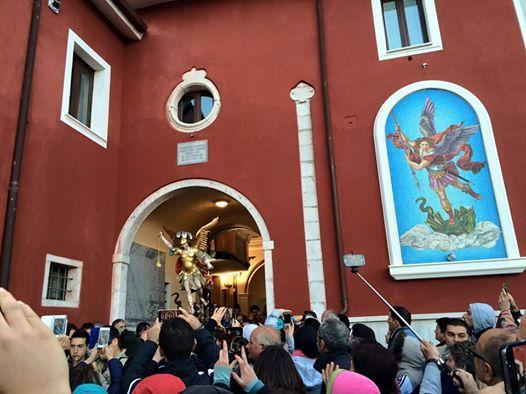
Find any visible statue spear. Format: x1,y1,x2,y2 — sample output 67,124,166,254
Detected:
391,112,421,193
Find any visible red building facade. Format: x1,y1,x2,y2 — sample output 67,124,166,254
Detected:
1,0,526,334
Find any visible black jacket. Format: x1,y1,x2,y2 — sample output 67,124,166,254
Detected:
122,326,220,393
313,348,351,373
313,348,351,394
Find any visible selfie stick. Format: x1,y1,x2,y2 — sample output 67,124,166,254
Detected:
351,269,424,343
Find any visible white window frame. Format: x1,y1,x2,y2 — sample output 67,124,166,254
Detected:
60,29,111,148
41,254,83,308
374,80,526,280
371,0,443,61
166,68,221,133
513,0,526,48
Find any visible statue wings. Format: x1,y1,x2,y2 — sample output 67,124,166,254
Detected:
193,217,219,252
419,98,436,138
435,124,480,155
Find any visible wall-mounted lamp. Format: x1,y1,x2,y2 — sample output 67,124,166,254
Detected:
220,274,233,289
48,0,61,13
214,200,228,208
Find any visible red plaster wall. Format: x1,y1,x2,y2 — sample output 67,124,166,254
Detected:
117,0,321,313
2,0,525,324
120,0,526,317
3,0,126,324
0,3,32,245
323,0,526,316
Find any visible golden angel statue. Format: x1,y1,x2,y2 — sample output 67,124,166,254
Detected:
159,217,218,313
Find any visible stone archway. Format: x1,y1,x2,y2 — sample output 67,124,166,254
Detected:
110,179,275,321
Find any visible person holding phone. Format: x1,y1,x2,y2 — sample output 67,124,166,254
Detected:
122,308,220,393
95,327,128,389
452,329,516,393
69,329,90,367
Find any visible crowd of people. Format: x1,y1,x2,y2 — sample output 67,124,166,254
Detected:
0,286,524,394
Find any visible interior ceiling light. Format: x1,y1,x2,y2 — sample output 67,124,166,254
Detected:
214,200,228,208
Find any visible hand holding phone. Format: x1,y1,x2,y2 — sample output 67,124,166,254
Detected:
97,327,111,349
158,309,179,322
450,369,464,391
450,369,478,393
501,340,526,394
283,312,292,325
40,315,68,336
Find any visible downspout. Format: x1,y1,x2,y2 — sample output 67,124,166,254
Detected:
0,0,42,288
315,0,349,314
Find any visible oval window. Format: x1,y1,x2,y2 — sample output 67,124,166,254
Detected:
166,68,221,133
178,90,214,124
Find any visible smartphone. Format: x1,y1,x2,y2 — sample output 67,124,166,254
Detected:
88,327,101,349
226,327,243,343
283,312,292,325
41,315,68,336
451,369,464,391
503,283,509,294
221,308,233,328
501,340,526,394
97,327,111,349
158,309,179,322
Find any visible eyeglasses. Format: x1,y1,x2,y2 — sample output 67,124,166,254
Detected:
466,348,492,368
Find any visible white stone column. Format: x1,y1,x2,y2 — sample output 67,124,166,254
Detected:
110,256,129,321
290,82,327,317
262,240,275,313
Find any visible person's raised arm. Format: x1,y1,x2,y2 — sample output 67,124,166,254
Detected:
179,307,220,368
121,319,161,393
396,126,416,149
104,341,124,394
419,341,442,394
0,288,70,394
159,231,174,250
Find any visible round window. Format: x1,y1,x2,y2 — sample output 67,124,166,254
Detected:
166,68,221,133
178,90,214,124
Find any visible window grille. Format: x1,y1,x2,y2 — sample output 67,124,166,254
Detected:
46,263,72,301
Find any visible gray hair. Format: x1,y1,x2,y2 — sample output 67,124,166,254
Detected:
253,326,281,347
319,319,350,351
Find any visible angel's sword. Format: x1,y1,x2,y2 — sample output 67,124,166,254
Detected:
444,169,473,184
390,112,421,192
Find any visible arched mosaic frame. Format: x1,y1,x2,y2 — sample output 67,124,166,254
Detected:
374,80,526,279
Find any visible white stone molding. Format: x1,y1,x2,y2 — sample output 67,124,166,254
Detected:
290,82,326,317
41,254,83,308
166,68,221,133
90,0,144,40
111,179,274,321
349,309,524,346
60,29,111,148
374,80,526,280
349,311,463,346
513,0,526,48
370,0,443,61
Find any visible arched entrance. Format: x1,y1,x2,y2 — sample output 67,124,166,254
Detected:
110,179,275,321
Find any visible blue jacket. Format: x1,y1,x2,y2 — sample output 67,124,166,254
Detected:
292,355,322,394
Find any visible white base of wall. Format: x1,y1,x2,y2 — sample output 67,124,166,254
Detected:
349,312,463,347
350,309,524,347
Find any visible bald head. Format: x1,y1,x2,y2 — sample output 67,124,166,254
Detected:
321,309,338,322
247,326,281,360
476,328,515,384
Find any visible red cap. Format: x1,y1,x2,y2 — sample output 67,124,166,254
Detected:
133,374,186,394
